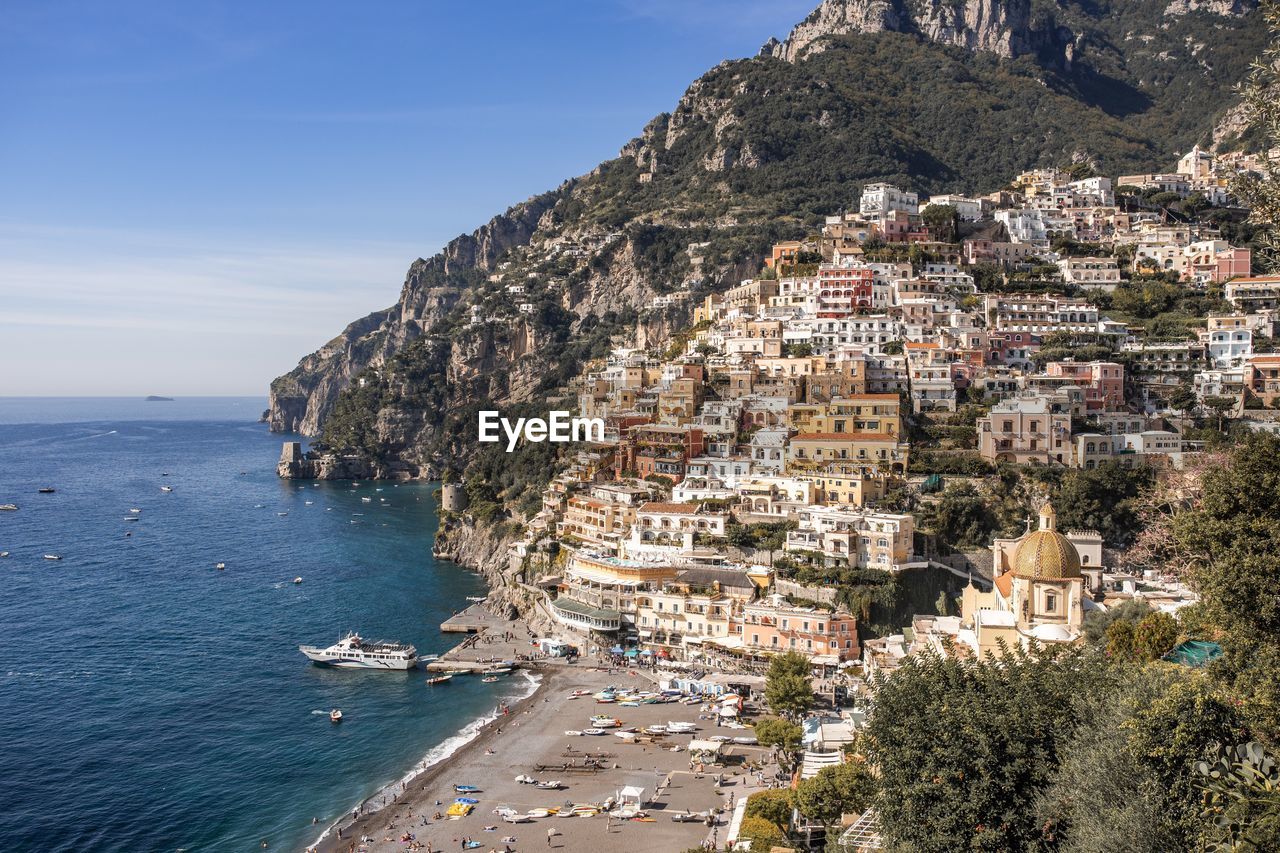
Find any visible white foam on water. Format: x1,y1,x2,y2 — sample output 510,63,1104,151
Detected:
309,670,542,848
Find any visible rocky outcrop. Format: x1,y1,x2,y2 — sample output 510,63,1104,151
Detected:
267,190,566,436
433,515,531,619
764,0,1069,62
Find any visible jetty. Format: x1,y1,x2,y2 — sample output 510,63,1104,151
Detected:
424,605,535,673
439,602,505,633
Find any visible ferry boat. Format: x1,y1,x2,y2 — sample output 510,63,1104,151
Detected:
299,632,418,670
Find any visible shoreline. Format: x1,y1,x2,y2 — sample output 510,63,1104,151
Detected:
310,667,552,852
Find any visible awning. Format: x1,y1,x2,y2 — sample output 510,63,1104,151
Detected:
688,739,724,754
639,649,653,655
625,649,639,657
610,645,624,654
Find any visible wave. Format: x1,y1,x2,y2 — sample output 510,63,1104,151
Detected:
309,670,542,848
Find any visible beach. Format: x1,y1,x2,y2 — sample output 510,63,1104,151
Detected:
312,661,777,853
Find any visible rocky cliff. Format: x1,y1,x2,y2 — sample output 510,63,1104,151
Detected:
267,0,1264,483
763,0,1066,63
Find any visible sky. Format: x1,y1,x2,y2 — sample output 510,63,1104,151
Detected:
0,0,816,397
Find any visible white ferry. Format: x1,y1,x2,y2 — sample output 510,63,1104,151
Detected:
299,632,418,670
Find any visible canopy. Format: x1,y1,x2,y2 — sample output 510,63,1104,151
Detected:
625,649,639,658
639,649,654,655
610,645,624,654
688,739,724,754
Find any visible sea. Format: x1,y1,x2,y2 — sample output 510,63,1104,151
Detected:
0,397,535,852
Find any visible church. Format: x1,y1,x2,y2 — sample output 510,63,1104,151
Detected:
959,502,1102,657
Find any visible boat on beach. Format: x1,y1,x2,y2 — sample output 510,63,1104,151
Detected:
299,632,418,670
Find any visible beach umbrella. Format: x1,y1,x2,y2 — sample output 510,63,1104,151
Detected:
610,645,624,654
639,649,654,655
625,649,639,658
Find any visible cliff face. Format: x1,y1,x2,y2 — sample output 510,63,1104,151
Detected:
267,0,1264,478
268,190,565,436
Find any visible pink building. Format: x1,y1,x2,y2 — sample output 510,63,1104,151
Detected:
1043,361,1125,411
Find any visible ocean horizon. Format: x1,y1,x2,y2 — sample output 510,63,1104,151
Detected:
0,396,526,852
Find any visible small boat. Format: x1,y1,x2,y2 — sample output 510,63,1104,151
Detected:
535,780,563,790
329,709,343,723
454,797,479,805
514,775,536,785
582,728,606,736
502,813,532,824
215,563,226,570
454,784,482,793
563,730,582,737
43,554,62,561
526,808,552,819
129,508,141,514
0,551,10,558
161,486,173,492
37,487,56,494
277,511,288,517
442,669,469,676
419,654,440,663
361,497,372,503
484,667,512,675
304,500,313,505
293,577,303,585
426,675,453,686
445,802,473,818
0,504,18,511
123,516,139,522
481,676,498,683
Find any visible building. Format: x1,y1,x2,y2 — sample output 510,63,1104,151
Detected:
859,183,918,217
977,394,1072,465
1225,276,1280,312
957,504,1089,655
1057,256,1120,289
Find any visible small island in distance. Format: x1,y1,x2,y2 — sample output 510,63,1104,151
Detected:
144,396,174,402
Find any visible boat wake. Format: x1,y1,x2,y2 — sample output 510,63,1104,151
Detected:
309,670,542,848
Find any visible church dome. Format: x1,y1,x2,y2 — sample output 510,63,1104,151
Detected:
1012,503,1081,580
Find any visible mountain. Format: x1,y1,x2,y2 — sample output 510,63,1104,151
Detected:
267,0,1264,481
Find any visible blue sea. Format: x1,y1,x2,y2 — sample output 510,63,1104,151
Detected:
0,397,532,852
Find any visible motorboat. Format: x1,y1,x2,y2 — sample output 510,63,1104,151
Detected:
481,676,498,683
582,728,606,736
129,508,141,514
426,675,453,685
293,577,303,584
215,563,226,570
644,725,668,735
454,784,482,793
299,631,418,670
123,516,139,522
277,511,288,516
43,554,62,561
37,487,55,494
588,716,619,728
419,654,440,663
1,504,19,511
534,780,563,790
161,486,173,492
0,552,9,558
329,709,343,723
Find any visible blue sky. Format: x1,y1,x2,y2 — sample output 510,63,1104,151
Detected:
0,0,814,396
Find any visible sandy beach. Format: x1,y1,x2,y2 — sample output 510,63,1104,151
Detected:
310,662,776,853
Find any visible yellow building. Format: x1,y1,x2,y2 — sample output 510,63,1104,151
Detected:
961,503,1087,655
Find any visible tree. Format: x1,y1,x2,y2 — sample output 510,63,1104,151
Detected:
867,646,1115,851
1084,598,1153,644
921,203,959,242
765,651,815,720
794,761,877,825
1037,667,1245,852
738,815,788,850
745,789,794,830
1169,383,1200,419
1054,462,1155,547
919,482,997,548
1134,612,1181,661
754,716,804,772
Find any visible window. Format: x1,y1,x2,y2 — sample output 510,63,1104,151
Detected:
1045,591,1058,614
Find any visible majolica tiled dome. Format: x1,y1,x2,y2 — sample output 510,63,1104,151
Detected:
1013,503,1081,580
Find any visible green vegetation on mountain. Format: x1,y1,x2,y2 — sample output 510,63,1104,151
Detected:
271,0,1268,493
